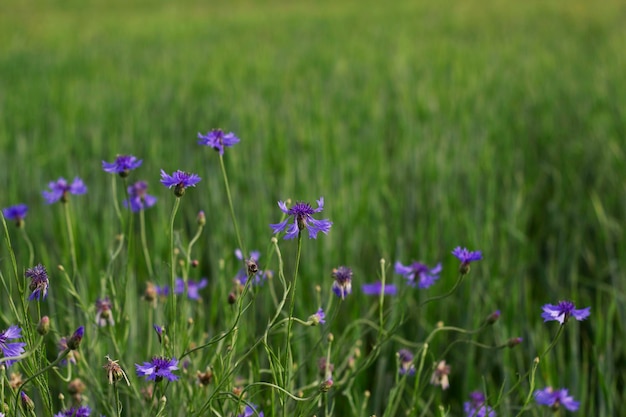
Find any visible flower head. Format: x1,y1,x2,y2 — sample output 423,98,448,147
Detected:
394,261,442,289
398,349,415,375
3,204,28,227
174,278,208,300
534,387,579,411
160,169,201,197
25,264,49,301
541,301,590,325
197,129,241,155
104,355,130,386
0,325,27,366
102,155,142,177
67,326,84,350
270,198,332,240
58,336,79,366
452,247,483,274
123,181,157,212
234,249,269,286
43,177,87,204
95,297,114,327
430,360,451,390
237,403,264,417
136,356,179,382
20,391,35,412
54,405,92,417
331,266,353,299
464,391,496,417
361,282,397,296
309,308,326,325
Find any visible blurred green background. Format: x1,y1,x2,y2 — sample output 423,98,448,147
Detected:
1,0,624,415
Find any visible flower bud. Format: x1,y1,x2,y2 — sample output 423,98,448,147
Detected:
37,316,50,335
67,326,84,350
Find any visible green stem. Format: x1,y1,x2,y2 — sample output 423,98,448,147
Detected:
63,202,78,275
168,197,181,354
20,227,35,268
219,154,245,257
139,208,154,277
111,175,124,230
284,232,303,408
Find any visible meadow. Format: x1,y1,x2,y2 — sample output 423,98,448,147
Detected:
0,0,625,415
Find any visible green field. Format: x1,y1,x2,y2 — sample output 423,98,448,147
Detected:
1,0,624,415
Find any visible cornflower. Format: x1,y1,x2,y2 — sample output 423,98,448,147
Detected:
54,406,91,417
361,282,397,296
136,356,179,382
398,349,415,375
95,297,114,327
160,169,201,197
270,198,332,239
237,403,264,417
452,247,483,274
197,129,241,155
174,278,208,300
541,301,590,325
331,266,353,299
102,155,142,177
308,308,326,325
42,177,87,204
534,387,579,411
123,181,157,212
394,261,442,289
464,391,496,417
430,360,451,390
25,264,49,301
2,204,28,227
0,325,26,366
234,249,269,286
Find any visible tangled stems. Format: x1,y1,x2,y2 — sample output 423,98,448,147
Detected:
218,154,246,259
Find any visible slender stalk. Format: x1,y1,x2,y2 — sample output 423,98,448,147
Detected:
20,227,35,268
219,154,245,257
63,202,78,275
167,197,181,353
111,174,124,229
283,232,303,411
139,208,154,277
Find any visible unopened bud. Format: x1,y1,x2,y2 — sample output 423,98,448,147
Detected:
197,211,206,226
20,392,34,412
67,326,84,350
486,310,501,325
37,316,50,335
506,337,523,348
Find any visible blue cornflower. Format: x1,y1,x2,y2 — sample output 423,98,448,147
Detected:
394,261,442,289
54,405,92,417
2,204,28,227
0,325,27,366
234,249,269,286
534,387,579,411
541,301,590,325
361,282,397,296
398,349,415,375
174,278,208,300
331,266,353,299
43,177,87,204
309,308,326,325
237,403,264,417
197,129,241,155
136,356,179,382
102,155,142,177
452,247,483,274
160,170,201,197
25,264,49,301
95,297,114,327
464,391,496,417
123,181,157,212
270,198,332,240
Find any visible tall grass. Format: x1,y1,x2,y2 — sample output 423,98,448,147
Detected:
0,0,624,415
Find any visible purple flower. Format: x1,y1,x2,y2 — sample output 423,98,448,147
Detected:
0,325,26,366
123,181,157,212
67,326,84,350
25,264,49,301
2,204,28,226
234,249,269,286
270,198,332,240
361,282,397,296
534,387,579,411
309,308,326,325
102,155,142,177
153,325,164,344
541,301,590,325
43,177,87,204
54,405,92,417
394,261,442,289
237,403,264,417
197,129,241,155
95,297,114,327
174,278,208,300
452,247,483,274
136,356,179,382
160,169,201,197
398,349,415,375
464,391,496,417
331,266,353,299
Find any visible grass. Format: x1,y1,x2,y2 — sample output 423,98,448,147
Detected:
0,0,625,415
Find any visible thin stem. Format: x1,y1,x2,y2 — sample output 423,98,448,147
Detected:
420,273,465,307
63,202,78,275
111,174,124,229
20,227,35,267
284,232,303,410
219,154,245,257
139,208,154,277
168,197,181,354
